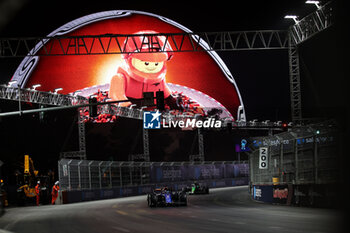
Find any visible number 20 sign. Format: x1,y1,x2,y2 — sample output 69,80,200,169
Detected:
259,147,268,169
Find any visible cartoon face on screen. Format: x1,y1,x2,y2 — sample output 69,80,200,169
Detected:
109,30,182,109
12,11,244,122
132,58,164,74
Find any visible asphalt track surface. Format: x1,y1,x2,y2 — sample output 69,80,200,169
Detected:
0,186,344,233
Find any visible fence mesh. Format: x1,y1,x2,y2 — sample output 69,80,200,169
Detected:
58,160,248,191
249,120,340,185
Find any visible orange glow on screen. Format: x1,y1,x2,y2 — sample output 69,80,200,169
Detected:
23,13,241,117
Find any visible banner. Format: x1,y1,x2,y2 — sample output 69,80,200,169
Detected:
253,185,273,203
149,163,249,183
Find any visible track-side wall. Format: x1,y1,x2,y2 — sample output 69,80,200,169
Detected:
249,120,341,207
58,160,249,204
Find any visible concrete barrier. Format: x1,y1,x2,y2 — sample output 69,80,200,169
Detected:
61,177,248,204
251,183,338,207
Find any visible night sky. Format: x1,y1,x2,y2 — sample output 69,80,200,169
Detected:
0,0,347,176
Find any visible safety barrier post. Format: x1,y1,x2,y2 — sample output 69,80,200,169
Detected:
313,136,318,184
280,143,284,183
129,166,133,186
88,161,93,189
78,160,82,190
67,160,72,190
98,161,103,189
294,139,299,183
140,165,143,185
119,165,122,186
108,161,113,188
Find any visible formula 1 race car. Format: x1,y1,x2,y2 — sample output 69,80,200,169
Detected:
147,187,187,207
183,182,209,195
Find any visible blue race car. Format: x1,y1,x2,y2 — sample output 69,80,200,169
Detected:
147,187,187,207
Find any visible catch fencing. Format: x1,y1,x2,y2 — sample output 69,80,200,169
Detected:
249,120,340,185
58,160,249,191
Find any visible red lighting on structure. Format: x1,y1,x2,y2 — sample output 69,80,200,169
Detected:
13,11,245,121
282,122,288,131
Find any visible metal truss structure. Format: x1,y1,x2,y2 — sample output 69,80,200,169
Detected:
189,128,205,162
0,1,333,57
107,104,143,120
128,128,150,162
289,1,333,46
0,85,87,106
77,109,87,159
0,86,146,120
60,112,87,160
0,30,289,57
0,1,334,161
287,1,333,123
288,43,303,124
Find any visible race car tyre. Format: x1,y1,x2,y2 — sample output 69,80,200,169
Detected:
147,194,155,207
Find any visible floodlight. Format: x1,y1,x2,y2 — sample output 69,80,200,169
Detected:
32,84,41,90
54,87,63,94
284,15,299,24
306,0,320,8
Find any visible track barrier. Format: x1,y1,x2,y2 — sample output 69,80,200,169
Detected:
58,160,249,204
249,120,341,208
60,177,248,204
